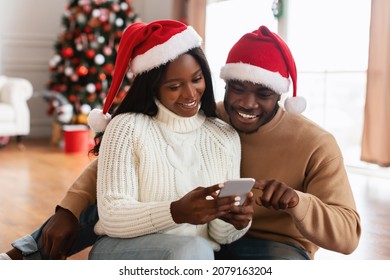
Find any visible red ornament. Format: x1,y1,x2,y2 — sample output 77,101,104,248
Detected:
95,82,102,91
55,84,67,93
99,73,106,80
87,33,95,42
84,26,92,33
103,63,114,74
61,47,74,58
103,24,111,32
86,49,96,59
89,67,97,74
69,95,77,103
117,90,126,100
71,57,81,65
76,65,89,76
83,4,92,14
115,31,123,38
114,89,127,105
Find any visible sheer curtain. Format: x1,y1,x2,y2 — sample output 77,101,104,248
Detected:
361,0,390,167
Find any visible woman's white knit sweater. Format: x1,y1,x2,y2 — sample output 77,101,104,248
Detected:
94,100,249,250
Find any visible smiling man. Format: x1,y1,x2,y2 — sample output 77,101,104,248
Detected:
214,25,361,260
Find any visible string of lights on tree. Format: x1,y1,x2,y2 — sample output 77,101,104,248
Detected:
47,0,141,124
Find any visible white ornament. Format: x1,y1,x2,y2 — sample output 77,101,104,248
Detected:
64,67,74,76
92,9,101,18
120,3,129,10
76,14,87,24
97,36,105,44
76,43,84,51
57,104,74,124
80,104,92,114
94,54,105,65
90,41,99,49
115,18,124,27
86,83,96,93
49,55,61,67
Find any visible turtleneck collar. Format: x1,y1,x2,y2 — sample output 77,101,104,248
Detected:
154,99,206,133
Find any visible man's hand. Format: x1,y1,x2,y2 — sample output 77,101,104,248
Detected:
253,179,299,210
41,206,78,259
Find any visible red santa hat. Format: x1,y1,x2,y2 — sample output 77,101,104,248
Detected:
220,25,306,114
88,19,202,132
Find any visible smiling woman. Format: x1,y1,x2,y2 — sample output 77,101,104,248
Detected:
157,54,206,118
87,19,253,260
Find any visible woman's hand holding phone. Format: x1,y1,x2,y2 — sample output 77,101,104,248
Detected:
217,178,255,229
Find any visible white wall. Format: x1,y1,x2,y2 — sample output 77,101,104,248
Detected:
0,0,173,138
133,0,173,22
0,0,69,137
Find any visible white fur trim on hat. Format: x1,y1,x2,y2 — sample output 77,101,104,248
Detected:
87,108,111,132
220,63,290,94
284,96,307,114
131,26,202,74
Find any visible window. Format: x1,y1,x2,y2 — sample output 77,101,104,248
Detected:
287,0,371,166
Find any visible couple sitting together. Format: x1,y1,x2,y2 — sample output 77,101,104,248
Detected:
1,19,361,261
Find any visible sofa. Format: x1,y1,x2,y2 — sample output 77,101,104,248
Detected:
0,75,33,145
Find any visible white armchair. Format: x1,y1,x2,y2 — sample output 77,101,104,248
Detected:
0,76,33,144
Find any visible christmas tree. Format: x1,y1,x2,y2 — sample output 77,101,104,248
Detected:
47,0,140,125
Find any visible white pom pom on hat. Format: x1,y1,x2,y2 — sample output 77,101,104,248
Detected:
87,108,111,133
220,25,306,114
87,20,202,132
285,96,307,114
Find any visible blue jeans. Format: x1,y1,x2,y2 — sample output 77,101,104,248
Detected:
11,204,99,260
12,203,310,260
12,204,214,260
89,234,215,260
215,236,311,260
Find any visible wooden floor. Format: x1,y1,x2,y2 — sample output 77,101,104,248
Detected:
1,137,390,260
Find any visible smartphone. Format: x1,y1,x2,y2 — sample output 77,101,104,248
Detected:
218,178,255,205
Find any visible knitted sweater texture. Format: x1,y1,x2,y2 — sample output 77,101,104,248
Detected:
93,101,246,250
